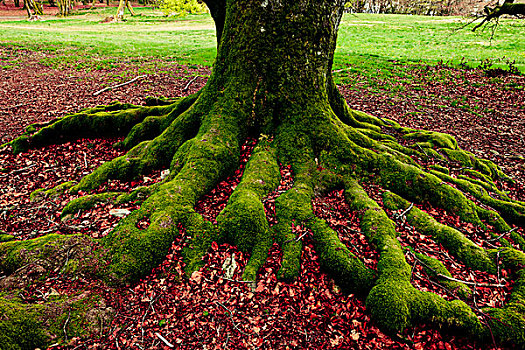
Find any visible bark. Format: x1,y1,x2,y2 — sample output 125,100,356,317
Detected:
473,0,525,31
2,0,525,348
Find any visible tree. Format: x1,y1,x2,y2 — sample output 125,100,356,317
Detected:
472,0,525,31
1,0,525,348
160,0,207,16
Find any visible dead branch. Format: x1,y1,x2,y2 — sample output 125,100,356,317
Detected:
155,332,174,348
183,76,199,92
473,1,525,31
93,75,147,96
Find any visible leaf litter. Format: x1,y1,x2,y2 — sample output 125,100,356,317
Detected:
0,48,524,349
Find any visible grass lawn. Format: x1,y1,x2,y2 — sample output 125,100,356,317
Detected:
0,7,523,76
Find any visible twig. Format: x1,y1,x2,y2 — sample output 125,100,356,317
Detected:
410,259,418,281
282,230,308,245
3,102,27,110
63,309,71,341
331,67,352,73
496,250,501,283
215,301,250,335
221,276,253,283
0,164,36,178
417,143,429,158
409,251,505,287
93,75,147,96
436,273,505,288
183,76,199,91
60,243,79,274
83,152,88,168
394,203,414,221
487,227,517,242
155,332,174,348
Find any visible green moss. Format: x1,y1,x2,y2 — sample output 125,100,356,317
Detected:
481,268,525,346
413,251,471,299
0,234,92,275
404,131,458,150
11,103,176,154
116,184,159,204
61,192,122,216
72,108,201,194
273,184,313,280
0,295,47,350
440,148,474,167
0,233,14,243
310,216,377,294
461,168,494,184
382,191,496,273
356,128,396,142
0,292,113,350
217,141,280,281
182,212,218,275
431,171,525,225
428,164,449,175
484,306,525,347
10,135,29,155
30,181,77,202
375,156,482,227
116,92,200,150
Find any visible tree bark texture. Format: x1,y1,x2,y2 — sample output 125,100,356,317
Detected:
2,1,525,348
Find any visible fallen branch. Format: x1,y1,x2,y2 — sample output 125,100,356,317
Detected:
435,273,505,288
487,227,518,242
93,75,147,96
215,301,250,335
408,250,505,288
183,76,199,91
155,332,174,348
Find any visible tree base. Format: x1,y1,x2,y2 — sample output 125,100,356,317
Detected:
1,84,525,348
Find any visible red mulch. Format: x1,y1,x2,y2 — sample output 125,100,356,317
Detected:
1,46,524,350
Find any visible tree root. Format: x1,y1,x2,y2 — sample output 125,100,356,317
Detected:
2,88,525,347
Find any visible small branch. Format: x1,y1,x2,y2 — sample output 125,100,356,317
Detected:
0,164,37,178
3,102,27,110
487,227,517,242
215,301,250,335
408,250,505,288
221,276,253,283
394,203,414,221
183,76,199,91
63,309,71,341
93,75,147,96
155,332,174,348
331,67,352,74
435,273,505,288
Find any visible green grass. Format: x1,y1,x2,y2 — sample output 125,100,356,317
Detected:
0,8,524,75
334,14,525,76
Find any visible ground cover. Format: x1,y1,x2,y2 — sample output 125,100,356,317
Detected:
1,42,524,348
0,9,524,350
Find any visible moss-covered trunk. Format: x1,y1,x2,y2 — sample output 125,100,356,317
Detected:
200,0,345,135
2,0,525,348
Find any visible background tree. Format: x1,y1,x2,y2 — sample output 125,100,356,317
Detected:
160,0,207,16
472,0,525,30
1,0,525,348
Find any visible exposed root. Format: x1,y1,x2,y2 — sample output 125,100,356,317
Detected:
216,140,280,282
2,81,525,348
7,95,198,155
345,180,484,337
70,107,201,193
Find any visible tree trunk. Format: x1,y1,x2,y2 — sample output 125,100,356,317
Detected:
2,0,525,348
